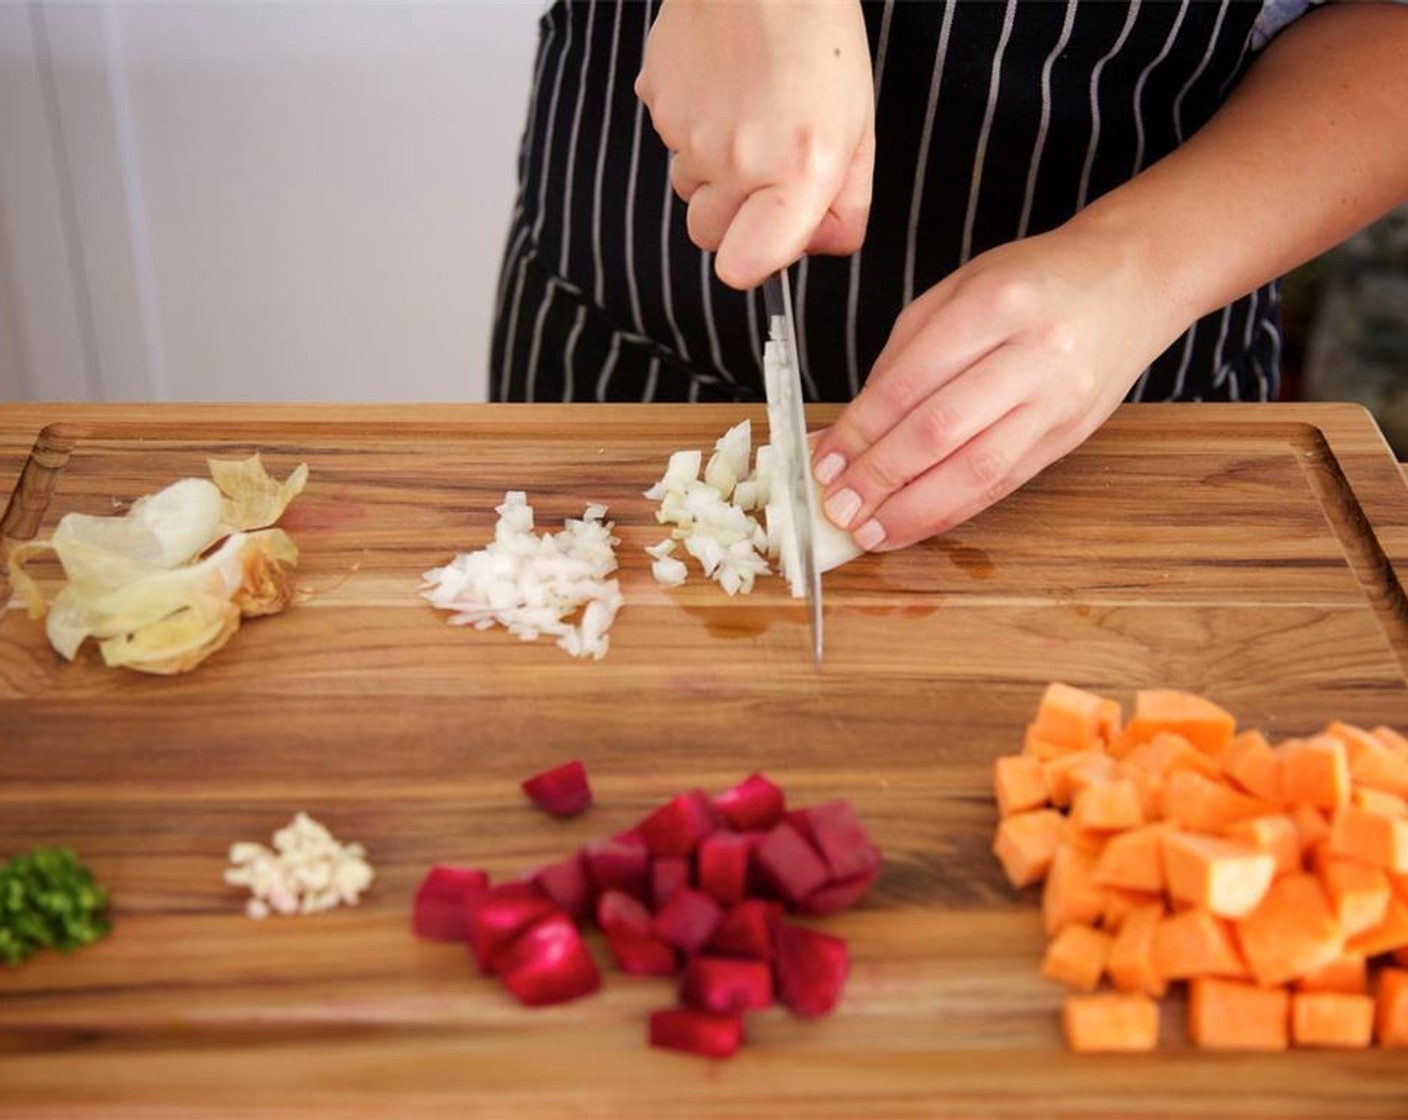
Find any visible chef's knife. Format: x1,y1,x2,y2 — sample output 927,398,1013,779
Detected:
762,267,824,666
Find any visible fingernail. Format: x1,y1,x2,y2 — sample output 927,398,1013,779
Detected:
854,519,886,551
824,488,862,530
814,452,846,486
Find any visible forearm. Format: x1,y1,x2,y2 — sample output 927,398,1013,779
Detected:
1071,2,1408,327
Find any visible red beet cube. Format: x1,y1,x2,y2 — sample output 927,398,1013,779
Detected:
497,911,602,1006
637,791,718,859
583,832,650,900
775,922,849,1017
706,899,783,960
796,865,880,917
467,881,558,975
651,856,691,911
595,888,654,940
531,852,591,924
793,801,882,881
680,955,773,1014
603,926,679,976
412,865,489,942
652,887,723,955
648,1007,743,1059
521,759,593,818
696,830,751,906
754,821,830,905
713,773,785,832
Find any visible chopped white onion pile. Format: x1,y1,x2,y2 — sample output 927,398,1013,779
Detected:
224,812,374,920
421,492,623,660
643,319,864,597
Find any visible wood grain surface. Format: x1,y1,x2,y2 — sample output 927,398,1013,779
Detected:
3,402,1408,1119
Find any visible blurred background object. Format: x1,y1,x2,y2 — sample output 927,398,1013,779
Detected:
1293,205,1408,456
0,0,537,404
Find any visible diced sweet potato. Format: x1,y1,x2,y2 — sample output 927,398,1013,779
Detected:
1223,730,1286,804
1355,786,1408,818
1061,993,1159,1052
1372,726,1408,757
1023,724,1080,761
1093,825,1167,894
1161,831,1276,919
1294,951,1368,995
1328,804,1408,873
1042,842,1106,936
1318,858,1391,939
995,755,1049,817
993,809,1066,889
1127,690,1236,757
1331,721,1408,798
1161,770,1279,833
1188,977,1289,1051
1290,992,1374,1049
1107,902,1167,998
1127,733,1221,781
1043,751,1118,810
1234,873,1344,988
1071,779,1144,833
1282,736,1352,811
1377,968,1408,1048
1096,698,1124,748
1042,924,1114,992
1290,804,1332,855
1152,909,1246,981
1033,683,1107,751
1346,892,1408,957
1222,814,1300,877
1101,887,1164,931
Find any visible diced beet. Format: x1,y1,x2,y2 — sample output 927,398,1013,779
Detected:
696,830,751,906
713,773,785,832
754,821,831,905
651,857,691,911
706,899,783,960
680,955,773,1014
496,911,602,1006
595,888,654,940
603,926,679,976
521,759,593,818
652,888,723,955
648,1007,743,1059
466,881,558,975
795,865,881,917
531,852,591,924
774,922,849,1017
793,801,882,881
637,791,718,859
583,832,650,900
411,865,489,942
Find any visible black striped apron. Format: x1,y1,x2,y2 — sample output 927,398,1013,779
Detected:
491,0,1284,405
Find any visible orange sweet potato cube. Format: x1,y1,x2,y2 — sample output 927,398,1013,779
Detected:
1107,902,1168,998
1318,858,1391,940
1161,831,1276,919
1062,993,1159,1052
995,754,1049,817
1071,779,1144,833
1042,924,1114,992
1291,992,1374,1049
1282,735,1352,811
992,808,1066,889
1378,968,1408,1048
1188,977,1289,1051
1033,683,1107,751
1234,873,1344,987
1295,951,1368,996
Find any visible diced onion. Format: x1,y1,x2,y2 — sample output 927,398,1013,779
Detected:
423,493,622,660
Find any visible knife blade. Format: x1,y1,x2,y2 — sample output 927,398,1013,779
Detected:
762,267,824,666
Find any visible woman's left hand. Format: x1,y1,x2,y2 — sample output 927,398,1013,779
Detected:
809,219,1190,551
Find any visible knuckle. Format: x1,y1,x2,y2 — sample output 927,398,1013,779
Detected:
860,451,907,494
915,399,964,452
986,276,1038,319
966,445,1010,493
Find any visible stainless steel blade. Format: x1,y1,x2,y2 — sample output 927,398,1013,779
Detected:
762,267,823,666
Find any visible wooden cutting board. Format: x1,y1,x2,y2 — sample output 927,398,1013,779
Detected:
2,402,1407,1119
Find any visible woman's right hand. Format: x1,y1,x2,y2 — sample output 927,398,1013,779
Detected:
635,0,875,290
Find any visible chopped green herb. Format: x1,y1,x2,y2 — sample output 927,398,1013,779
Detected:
0,847,111,967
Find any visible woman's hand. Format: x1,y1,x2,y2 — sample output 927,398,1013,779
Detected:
635,0,874,290
810,220,1188,551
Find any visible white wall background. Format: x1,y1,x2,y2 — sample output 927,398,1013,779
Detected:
0,0,542,403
